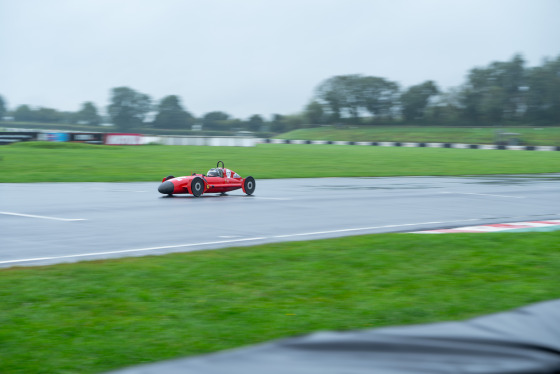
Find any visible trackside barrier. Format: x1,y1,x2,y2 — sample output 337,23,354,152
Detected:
0,130,257,147
36,132,103,144
0,132,39,145
37,132,69,142
141,136,161,145
260,139,560,151
69,133,104,144
158,136,257,147
104,133,143,145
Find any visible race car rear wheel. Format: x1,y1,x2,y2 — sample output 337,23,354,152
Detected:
191,177,205,197
243,176,256,195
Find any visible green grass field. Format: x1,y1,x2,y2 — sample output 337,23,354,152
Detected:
1,140,559,373
2,232,560,374
1,141,559,182
277,126,560,146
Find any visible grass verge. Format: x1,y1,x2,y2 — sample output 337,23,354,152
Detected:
277,126,560,146
1,232,560,373
1,142,559,182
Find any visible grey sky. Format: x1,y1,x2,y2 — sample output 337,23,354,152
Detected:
1,0,559,119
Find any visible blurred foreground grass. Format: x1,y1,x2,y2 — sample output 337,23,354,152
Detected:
1,232,559,374
1,142,559,182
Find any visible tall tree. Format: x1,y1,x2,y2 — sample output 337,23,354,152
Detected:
315,75,400,123
360,76,400,120
247,114,265,132
270,114,287,133
524,55,560,124
269,113,305,133
201,111,231,130
153,95,193,129
315,75,364,122
0,95,6,120
34,107,63,123
400,81,439,122
76,102,101,126
459,54,526,124
108,87,151,131
13,105,34,122
304,100,325,125
424,88,463,125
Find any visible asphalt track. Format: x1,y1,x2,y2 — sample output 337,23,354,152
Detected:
1,174,559,268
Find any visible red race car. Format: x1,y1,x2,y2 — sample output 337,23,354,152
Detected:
158,161,256,197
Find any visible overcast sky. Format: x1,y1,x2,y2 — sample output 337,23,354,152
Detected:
1,0,559,119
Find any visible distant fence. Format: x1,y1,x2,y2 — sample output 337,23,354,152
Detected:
104,133,144,145
104,134,257,146
0,130,257,147
2,130,558,150
0,131,40,145
158,136,257,147
261,139,560,151
37,132,104,144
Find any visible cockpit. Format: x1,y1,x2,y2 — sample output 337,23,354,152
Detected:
207,168,224,177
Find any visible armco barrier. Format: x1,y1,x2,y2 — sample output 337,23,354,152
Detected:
159,136,257,147
0,132,39,145
37,132,102,143
69,133,104,144
39,132,69,142
104,133,143,145
0,131,257,147
261,139,560,151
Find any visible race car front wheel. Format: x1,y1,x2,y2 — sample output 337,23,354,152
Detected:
191,177,205,197
243,176,256,195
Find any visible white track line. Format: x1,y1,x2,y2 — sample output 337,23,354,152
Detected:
110,189,147,193
0,218,487,266
0,237,266,265
251,197,292,200
439,192,525,199
6,216,559,266
272,219,483,238
0,211,86,222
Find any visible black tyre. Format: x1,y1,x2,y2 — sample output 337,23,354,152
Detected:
191,177,205,197
165,175,175,181
243,176,256,195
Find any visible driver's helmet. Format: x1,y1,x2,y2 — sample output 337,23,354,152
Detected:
207,168,223,177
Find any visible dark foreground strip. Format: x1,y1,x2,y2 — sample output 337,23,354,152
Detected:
106,299,560,374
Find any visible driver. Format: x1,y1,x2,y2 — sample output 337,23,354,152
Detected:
207,168,223,177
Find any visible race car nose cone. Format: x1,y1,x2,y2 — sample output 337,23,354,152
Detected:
158,181,175,194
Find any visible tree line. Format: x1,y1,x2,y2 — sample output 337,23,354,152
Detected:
0,89,273,133
310,54,560,126
1,54,559,133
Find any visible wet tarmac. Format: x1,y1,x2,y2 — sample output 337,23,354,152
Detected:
1,174,559,268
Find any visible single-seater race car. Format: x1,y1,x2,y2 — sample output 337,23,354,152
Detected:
158,161,255,197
